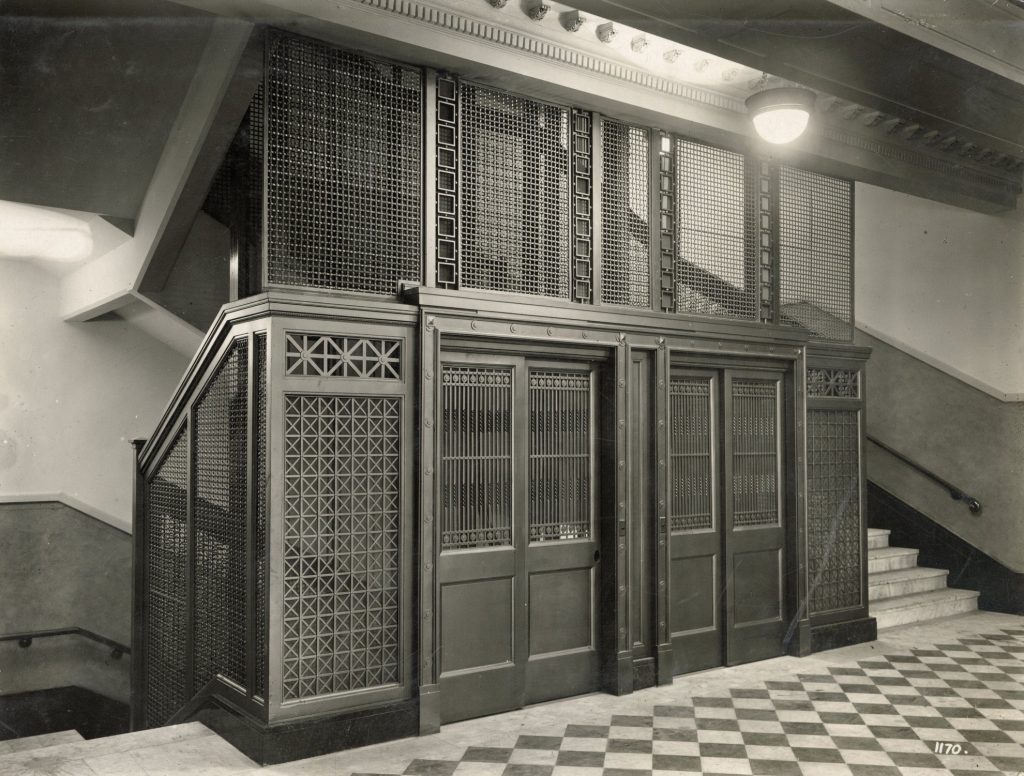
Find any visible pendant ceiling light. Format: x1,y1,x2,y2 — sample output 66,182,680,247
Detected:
746,86,816,144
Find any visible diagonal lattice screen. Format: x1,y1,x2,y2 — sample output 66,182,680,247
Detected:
460,83,570,298
264,32,422,294
778,166,853,341
675,139,758,321
601,120,650,308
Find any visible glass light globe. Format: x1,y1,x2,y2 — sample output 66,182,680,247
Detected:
751,108,811,144
745,87,816,145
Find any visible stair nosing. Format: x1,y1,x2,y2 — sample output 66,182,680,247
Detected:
870,588,979,612
0,722,213,766
868,567,948,585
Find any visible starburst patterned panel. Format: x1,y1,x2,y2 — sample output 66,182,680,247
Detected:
807,367,859,398
282,395,402,700
285,333,401,380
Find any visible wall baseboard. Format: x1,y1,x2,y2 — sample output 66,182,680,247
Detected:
0,493,130,534
868,482,1024,615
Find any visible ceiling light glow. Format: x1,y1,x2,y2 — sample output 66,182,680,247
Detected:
746,87,816,144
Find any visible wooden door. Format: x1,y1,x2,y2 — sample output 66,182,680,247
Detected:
667,369,723,674
437,354,601,723
724,370,786,666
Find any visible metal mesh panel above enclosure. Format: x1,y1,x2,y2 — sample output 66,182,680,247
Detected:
601,121,650,308
778,167,853,340
143,430,189,727
264,33,422,294
460,83,570,298
675,140,757,321
192,340,249,693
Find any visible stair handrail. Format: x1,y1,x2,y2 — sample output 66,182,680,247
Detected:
0,627,130,658
866,434,982,515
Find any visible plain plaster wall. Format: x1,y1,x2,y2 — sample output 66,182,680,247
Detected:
0,261,188,528
855,182,1024,399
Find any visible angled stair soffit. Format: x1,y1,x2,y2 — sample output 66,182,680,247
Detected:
171,0,1020,212
59,18,262,323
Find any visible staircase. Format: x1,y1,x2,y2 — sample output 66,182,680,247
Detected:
0,722,254,775
868,528,979,628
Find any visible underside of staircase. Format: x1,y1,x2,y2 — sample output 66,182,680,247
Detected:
868,527,979,628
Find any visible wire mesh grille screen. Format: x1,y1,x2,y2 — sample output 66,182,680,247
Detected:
143,430,189,727
601,121,650,308
731,379,779,528
253,333,267,699
264,33,422,294
460,83,570,298
807,409,862,613
675,140,757,320
282,395,402,700
244,84,264,291
778,167,853,340
529,370,592,541
440,365,513,550
193,340,249,693
669,377,714,533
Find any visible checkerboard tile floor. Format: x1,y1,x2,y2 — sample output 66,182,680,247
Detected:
357,626,1024,776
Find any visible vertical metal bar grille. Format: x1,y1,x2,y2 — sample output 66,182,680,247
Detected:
143,430,188,727
778,166,853,340
807,409,862,613
668,377,713,533
571,109,594,303
731,379,779,528
460,83,569,298
193,340,248,693
529,370,592,541
440,365,513,550
436,75,460,289
282,395,402,700
600,120,650,308
264,33,423,294
675,139,757,320
253,333,267,699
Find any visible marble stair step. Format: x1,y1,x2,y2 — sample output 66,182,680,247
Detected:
0,730,83,757
867,528,891,550
869,566,948,601
0,721,218,775
872,588,979,629
868,546,919,573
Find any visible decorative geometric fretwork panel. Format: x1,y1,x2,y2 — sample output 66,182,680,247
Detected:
285,333,401,380
459,83,570,299
807,367,860,399
778,166,853,341
253,333,267,699
282,395,402,700
193,340,248,693
529,370,592,542
676,139,757,321
571,109,594,303
440,366,513,550
807,409,862,613
731,379,780,528
669,377,714,533
601,120,650,308
264,32,422,295
436,75,460,289
143,430,189,727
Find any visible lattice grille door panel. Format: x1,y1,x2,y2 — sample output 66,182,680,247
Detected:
264,33,423,294
460,83,570,298
282,395,402,700
601,121,650,308
192,340,249,693
778,166,853,340
529,370,592,541
676,140,757,321
440,366,514,550
669,377,714,533
731,379,779,528
143,431,189,727
807,409,862,613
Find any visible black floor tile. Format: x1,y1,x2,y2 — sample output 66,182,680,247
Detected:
405,760,459,776
515,737,561,750
555,750,605,767
651,754,700,771
790,747,844,763
463,747,514,763
749,759,802,776
607,739,652,754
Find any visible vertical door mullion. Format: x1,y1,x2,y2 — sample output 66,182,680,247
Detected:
721,371,735,665
513,356,530,708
